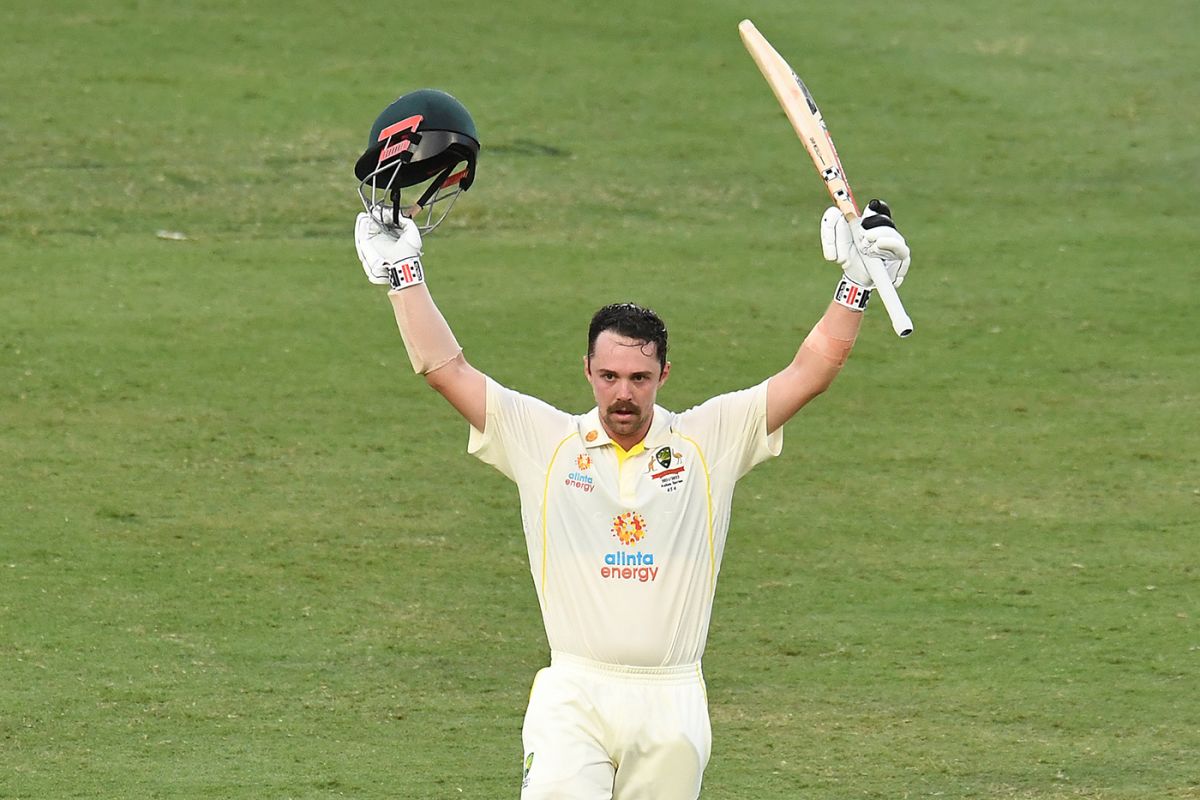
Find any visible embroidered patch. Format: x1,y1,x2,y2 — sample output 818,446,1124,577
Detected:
648,448,686,493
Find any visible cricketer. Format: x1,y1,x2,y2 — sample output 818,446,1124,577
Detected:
352,89,911,799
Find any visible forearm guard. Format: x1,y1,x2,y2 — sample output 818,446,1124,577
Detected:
387,286,463,374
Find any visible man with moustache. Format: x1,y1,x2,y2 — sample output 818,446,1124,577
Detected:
354,198,911,799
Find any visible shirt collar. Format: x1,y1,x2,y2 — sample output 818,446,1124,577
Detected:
579,405,673,450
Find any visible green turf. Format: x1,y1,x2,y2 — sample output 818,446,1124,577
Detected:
2,0,1198,797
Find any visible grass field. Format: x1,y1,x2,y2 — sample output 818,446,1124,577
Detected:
2,1,1198,797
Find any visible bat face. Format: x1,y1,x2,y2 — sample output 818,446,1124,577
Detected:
738,19,914,338
738,19,859,219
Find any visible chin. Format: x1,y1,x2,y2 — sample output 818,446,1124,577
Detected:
605,418,638,436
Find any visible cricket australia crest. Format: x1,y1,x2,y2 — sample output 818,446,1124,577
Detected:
648,446,686,493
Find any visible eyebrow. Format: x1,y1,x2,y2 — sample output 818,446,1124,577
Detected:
599,369,654,378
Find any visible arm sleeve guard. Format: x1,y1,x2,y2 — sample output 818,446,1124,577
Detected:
387,286,463,374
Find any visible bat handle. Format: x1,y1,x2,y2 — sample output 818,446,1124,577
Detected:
864,259,914,337
845,209,913,338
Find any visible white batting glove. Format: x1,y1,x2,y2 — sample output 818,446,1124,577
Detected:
820,199,910,310
354,212,425,290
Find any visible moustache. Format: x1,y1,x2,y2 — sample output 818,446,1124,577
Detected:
607,402,640,415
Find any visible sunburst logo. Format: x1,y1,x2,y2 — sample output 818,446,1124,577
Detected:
576,454,592,471
611,511,647,546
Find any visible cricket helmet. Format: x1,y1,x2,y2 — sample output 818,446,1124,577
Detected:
355,89,479,234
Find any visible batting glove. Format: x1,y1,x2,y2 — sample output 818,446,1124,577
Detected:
354,212,425,290
821,199,910,310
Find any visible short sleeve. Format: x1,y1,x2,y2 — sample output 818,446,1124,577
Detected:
468,377,575,483
675,379,782,481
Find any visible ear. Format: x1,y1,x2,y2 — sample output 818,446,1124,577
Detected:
583,354,592,381
659,361,671,386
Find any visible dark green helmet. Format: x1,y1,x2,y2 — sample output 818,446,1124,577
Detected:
355,89,480,234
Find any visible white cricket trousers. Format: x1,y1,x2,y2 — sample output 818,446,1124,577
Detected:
519,651,712,799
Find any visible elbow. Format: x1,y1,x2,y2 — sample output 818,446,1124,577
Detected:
423,353,467,396
812,371,839,397
424,365,453,396
800,371,841,408
799,377,833,406
797,364,839,401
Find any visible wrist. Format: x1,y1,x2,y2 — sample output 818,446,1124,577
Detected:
833,275,871,312
385,255,425,290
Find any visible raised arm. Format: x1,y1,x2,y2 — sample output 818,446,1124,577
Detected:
766,200,911,433
355,213,487,431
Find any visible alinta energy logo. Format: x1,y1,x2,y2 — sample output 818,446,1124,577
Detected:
602,511,658,582
611,511,646,545
564,452,595,493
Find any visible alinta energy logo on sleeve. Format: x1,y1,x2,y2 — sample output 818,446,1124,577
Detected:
602,511,659,582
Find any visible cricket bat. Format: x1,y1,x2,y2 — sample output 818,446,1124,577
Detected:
738,19,914,338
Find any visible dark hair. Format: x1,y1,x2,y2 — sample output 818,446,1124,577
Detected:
587,303,669,370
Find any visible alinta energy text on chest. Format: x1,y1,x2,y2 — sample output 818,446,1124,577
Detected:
564,470,595,493
599,560,660,583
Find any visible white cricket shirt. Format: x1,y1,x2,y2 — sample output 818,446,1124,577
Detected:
468,377,782,668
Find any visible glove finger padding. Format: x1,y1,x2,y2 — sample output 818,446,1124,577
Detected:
396,214,423,255
862,228,911,287
857,199,910,289
862,229,910,262
355,212,426,288
820,208,875,288
820,207,845,263
355,213,392,284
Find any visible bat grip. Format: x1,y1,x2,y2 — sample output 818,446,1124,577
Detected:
846,211,913,338
864,260,914,337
